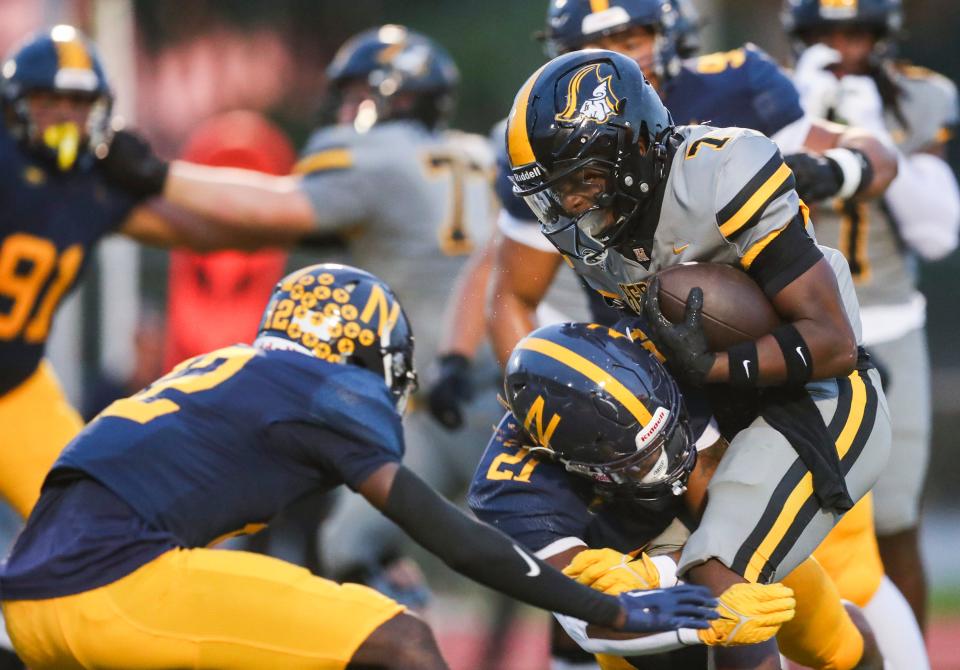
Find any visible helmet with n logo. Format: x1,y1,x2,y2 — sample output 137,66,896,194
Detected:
255,264,417,411
1,25,113,170
503,322,695,505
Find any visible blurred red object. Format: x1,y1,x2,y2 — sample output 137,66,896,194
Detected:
164,110,294,369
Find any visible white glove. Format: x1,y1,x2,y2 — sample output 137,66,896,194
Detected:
793,44,842,119
835,74,894,145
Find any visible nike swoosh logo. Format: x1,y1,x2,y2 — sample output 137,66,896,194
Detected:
513,544,541,577
796,346,806,366
742,360,751,378
673,243,689,255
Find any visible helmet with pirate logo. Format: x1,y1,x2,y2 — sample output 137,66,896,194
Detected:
503,322,696,507
506,49,673,262
255,263,417,411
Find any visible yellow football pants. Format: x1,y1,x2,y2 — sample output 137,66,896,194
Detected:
812,493,884,608
2,547,405,670
0,361,82,518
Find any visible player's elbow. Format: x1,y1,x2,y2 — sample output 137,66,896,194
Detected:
820,331,858,378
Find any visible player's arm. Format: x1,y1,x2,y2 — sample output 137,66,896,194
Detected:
882,80,960,261
737,43,895,202
426,231,499,429
357,462,718,632
645,133,857,387
488,219,565,367
103,130,363,249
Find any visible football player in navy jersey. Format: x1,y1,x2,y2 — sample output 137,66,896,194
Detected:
468,321,884,670
0,264,720,670
0,26,311,524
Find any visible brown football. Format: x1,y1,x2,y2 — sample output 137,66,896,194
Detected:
656,262,781,351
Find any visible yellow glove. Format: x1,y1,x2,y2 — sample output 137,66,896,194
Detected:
699,583,796,646
562,548,660,595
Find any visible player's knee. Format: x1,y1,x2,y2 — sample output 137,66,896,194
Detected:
351,612,447,670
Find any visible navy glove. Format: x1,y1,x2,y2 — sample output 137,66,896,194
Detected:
642,277,716,386
426,354,474,430
98,129,169,198
618,584,719,633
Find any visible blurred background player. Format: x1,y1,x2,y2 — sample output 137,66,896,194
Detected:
0,25,309,522
100,25,505,604
470,321,882,670
783,0,960,636
0,263,721,670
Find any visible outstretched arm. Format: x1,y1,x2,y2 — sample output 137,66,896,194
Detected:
358,462,717,632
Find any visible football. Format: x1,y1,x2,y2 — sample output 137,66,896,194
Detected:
656,262,781,351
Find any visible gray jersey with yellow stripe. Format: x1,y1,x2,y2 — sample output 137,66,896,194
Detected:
296,120,495,366
809,64,958,308
555,124,862,343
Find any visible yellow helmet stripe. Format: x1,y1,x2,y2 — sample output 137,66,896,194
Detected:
506,64,547,168
55,37,92,71
519,336,653,424
589,0,612,12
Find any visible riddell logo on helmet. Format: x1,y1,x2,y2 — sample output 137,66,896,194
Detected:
555,64,620,125
513,166,542,183
636,407,670,447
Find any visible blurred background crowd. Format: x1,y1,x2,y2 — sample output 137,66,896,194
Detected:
0,0,958,667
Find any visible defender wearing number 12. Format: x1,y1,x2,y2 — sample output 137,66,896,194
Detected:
0,263,720,670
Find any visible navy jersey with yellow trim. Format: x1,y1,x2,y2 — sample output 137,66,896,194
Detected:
0,122,137,394
49,345,403,549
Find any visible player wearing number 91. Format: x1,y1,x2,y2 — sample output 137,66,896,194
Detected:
97,25,504,601
0,26,319,522
0,263,719,670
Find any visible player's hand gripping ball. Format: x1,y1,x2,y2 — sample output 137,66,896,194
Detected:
642,276,716,386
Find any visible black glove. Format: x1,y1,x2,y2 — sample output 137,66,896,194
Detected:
98,129,169,198
783,152,843,203
426,354,474,430
642,277,716,386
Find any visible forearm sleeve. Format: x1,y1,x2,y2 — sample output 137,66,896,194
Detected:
884,152,960,261
383,466,621,626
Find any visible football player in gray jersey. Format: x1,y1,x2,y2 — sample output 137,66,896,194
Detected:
506,49,893,670
784,0,960,634
101,26,503,601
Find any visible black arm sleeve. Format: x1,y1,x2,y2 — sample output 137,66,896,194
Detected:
384,466,622,627
746,214,824,297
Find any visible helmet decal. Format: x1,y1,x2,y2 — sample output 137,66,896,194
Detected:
556,63,622,125
522,395,562,451
819,0,859,19
517,335,653,424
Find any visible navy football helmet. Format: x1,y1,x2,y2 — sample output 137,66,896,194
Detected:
1,25,112,170
782,0,903,45
504,322,696,505
673,0,702,57
542,0,686,80
255,264,418,412
327,25,459,131
506,49,673,262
